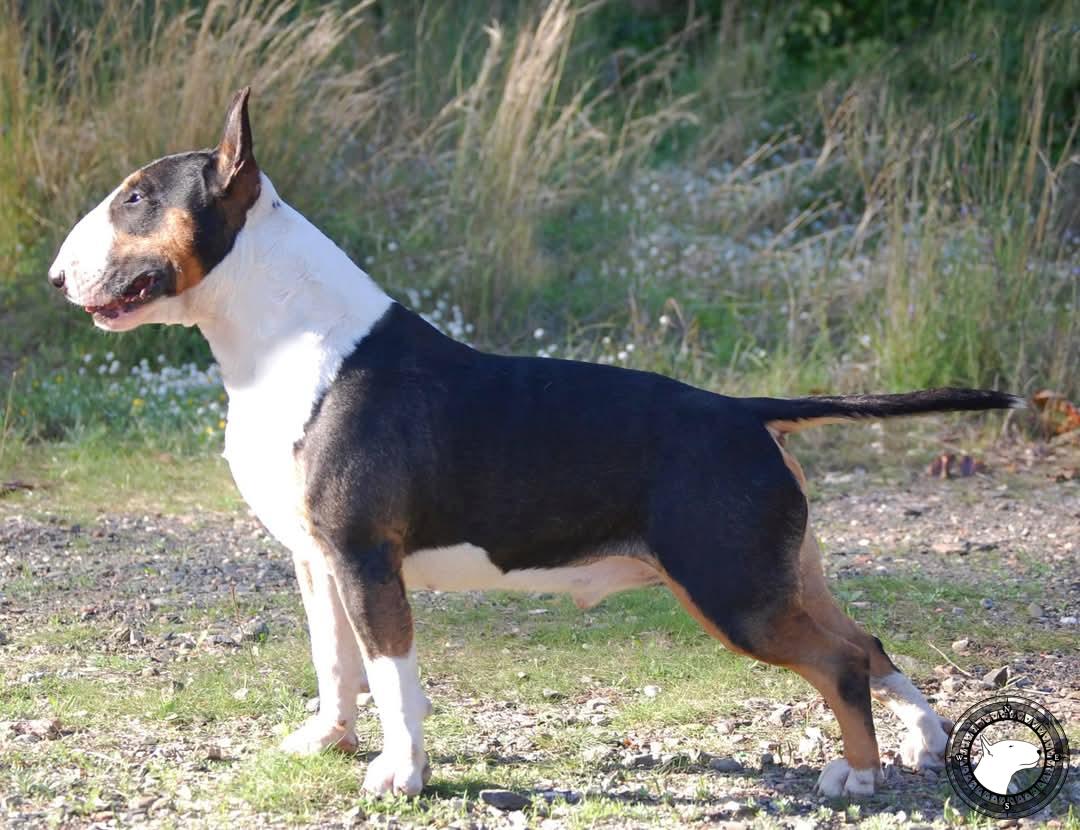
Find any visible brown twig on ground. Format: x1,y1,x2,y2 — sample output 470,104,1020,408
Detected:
927,642,976,679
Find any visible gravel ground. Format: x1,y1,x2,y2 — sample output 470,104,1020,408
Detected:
1,444,1078,829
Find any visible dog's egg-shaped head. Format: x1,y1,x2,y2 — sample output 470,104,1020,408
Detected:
48,87,261,330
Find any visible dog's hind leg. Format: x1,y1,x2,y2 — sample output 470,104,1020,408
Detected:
782,446,951,773
280,545,367,756
667,573,883,797
797,531,951,771
651,432,882,797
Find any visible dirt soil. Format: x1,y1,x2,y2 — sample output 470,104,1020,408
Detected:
1,445,1078,829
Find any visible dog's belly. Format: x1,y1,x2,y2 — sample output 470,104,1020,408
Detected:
402,544,661,608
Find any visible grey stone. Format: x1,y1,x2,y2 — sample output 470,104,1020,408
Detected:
981,666,1010,689
622,752,654,768
241,619,270,641
479,790,530,811
709,756,744,773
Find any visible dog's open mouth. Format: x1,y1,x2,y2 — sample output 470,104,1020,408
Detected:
84,272,164,319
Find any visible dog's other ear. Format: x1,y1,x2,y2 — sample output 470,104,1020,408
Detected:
979,734,994,757
213,86,260,213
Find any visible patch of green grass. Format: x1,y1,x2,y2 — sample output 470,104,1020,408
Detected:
837,573,1079,665
4,561,1076,826
228,750,363,818
0,438,240,521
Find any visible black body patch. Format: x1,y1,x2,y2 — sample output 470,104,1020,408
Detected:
298,303,808,646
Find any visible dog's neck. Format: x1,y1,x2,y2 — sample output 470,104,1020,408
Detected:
185,173,392,392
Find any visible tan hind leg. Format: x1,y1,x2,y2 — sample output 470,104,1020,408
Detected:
797,529,951,771
665,574,882,797
781,446,951,772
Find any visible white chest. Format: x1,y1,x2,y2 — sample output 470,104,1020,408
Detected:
224,404,307,550
221,337,344,551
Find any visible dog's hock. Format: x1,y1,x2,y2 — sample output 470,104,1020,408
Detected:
872,672,949,773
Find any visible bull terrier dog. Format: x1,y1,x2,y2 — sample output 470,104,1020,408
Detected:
49,88,1021,797
974,735,1042,794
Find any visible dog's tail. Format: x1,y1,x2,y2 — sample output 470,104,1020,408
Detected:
742,388,1024,434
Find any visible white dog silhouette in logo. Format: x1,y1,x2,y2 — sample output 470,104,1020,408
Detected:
973,734,1042,794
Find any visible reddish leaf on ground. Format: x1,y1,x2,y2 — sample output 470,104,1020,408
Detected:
1032,390,1080,436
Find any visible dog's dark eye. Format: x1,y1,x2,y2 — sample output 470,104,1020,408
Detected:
125,191,142,205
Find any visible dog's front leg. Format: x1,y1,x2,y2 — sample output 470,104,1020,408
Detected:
280,546,367,755
328,540,432,796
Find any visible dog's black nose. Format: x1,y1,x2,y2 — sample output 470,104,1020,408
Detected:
49,269,66,289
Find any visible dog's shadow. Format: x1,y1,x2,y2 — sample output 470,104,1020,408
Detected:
361,749,778,808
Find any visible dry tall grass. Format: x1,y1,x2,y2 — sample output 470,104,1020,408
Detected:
1,0,691,330
436,0,694,323
0,0,389,261
1,0,1077,409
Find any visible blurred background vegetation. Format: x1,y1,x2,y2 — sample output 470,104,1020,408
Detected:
1,0,1077,454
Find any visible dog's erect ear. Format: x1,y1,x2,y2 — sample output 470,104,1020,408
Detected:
979,734,994,757
213,87,260,216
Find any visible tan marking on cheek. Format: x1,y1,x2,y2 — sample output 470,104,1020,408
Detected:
111,207,206,294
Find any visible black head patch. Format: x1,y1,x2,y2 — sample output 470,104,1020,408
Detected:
85,88,261,316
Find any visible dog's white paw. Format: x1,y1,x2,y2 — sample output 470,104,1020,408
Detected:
816,759,879,798
279,717,358,756
362,749,431,796
900,715,950,772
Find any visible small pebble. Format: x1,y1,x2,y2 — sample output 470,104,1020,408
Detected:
709,756,744,773
479,789,530,811
622,752,653,768
129,795,157,811
981,666,1010,689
